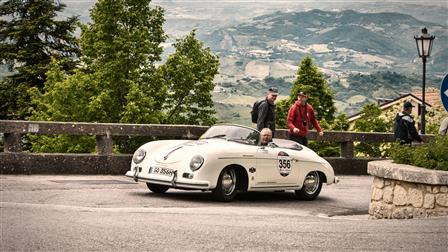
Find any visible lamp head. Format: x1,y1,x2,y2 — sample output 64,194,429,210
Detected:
414,27,435,58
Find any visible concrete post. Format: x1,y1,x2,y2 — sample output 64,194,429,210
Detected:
4,133,22,152
340,141,354,159
96,134,113,155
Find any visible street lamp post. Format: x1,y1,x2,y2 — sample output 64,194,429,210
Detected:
414,27,435,134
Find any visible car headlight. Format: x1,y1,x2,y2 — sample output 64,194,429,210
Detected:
132,149,146,164
190,155,204,171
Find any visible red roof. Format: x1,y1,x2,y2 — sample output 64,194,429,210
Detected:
411,88,441,107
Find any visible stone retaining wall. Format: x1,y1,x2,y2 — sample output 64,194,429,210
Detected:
0,153,376,175
368,160,448,219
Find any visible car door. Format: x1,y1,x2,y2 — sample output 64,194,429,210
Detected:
254,146,299,188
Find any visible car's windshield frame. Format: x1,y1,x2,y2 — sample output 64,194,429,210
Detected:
200,125,260,146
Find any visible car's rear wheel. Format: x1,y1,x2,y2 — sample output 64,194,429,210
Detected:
212,167,238,202
146,183,169,193
295,171,322,200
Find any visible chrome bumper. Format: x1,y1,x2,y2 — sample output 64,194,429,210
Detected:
125,170,210,190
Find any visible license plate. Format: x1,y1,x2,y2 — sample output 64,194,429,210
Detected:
149,167,175,177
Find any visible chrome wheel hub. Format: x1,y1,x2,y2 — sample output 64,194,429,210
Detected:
303,171,320,195
221,170,236,195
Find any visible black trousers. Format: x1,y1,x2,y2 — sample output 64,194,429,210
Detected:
289,134,308,147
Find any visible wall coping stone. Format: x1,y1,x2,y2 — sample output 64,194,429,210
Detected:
368,160,448,185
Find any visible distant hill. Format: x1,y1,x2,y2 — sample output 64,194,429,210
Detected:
332,71,442,116
197,9,447,122
201,9,447,74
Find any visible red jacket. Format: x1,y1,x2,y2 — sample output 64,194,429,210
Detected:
287,101,322,137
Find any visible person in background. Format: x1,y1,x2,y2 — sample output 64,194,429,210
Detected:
439,116,448,135
259,128,273,146
287,91,323,146
394,101,423,145
257,87,278,136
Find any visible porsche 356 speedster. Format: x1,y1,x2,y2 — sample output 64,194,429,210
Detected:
126,124,337,201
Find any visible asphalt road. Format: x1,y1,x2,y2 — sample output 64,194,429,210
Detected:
1,175,447,251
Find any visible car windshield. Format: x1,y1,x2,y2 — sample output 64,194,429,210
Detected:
200,125,260,145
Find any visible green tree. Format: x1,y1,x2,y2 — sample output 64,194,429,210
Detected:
28,59,99,153
158,30,219,125
29,1,220,153
30,59,101,123
275,99,290,129
352,103,391,157
29,0,167,153
288,56,336,122
332,114,350,131
276,56,336,129
0,0,80,119
32,0,167,124
79,0,166,123
0,79,29,119
120,72,166,124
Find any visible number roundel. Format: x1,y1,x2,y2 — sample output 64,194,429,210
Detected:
277,151,292,177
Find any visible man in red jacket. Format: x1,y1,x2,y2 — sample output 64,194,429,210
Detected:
287,91,324,146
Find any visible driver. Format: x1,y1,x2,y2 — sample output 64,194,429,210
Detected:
260,128,273,146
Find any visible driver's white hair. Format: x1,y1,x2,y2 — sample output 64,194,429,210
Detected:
260,128,272,136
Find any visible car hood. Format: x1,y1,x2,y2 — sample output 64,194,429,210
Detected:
154,140,209,164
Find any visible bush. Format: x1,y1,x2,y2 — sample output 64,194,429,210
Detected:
390,136,448,171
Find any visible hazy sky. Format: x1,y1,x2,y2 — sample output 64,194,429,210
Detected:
63,0,447,5
163,0,446,5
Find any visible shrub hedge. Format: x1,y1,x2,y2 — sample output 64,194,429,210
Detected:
390,136,448,171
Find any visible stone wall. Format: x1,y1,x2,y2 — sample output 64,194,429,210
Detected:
2,120,399,175
0,152,376,175
368,160,448,219
0,152,132,175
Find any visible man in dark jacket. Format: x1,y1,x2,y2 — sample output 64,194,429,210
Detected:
394,101,423,145
257,87,277,136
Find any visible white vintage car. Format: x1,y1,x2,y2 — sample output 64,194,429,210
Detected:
126,124,337,201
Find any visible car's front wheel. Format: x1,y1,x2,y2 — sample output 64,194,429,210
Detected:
295,171,322,200
146,183,169,193
212,167,238,202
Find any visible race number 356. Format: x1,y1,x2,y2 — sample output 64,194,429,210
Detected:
277,151,291,177
278,159,291,169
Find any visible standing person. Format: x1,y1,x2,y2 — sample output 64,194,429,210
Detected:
394,101,423,145
256,87,278,136
287,91,323,146
438,116,448,135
